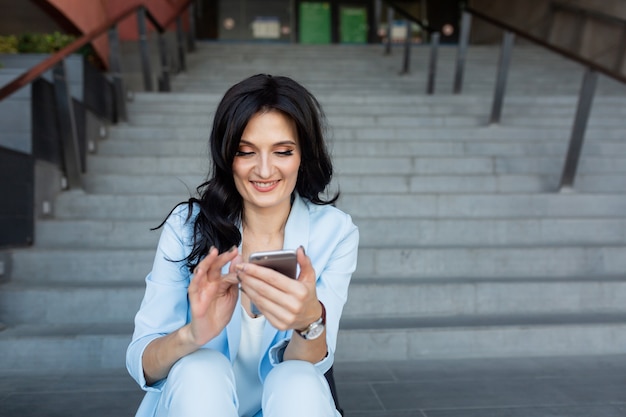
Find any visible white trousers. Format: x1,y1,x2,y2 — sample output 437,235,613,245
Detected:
154,349,340,417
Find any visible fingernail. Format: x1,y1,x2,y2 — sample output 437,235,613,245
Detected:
235,264,245,272
228,245,237,253
299,245,306,255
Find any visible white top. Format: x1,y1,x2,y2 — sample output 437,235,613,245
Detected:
233,307,267,417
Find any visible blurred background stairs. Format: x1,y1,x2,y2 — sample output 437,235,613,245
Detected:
1,42,626,370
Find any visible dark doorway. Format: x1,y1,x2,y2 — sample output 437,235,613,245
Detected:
194,0,219,39
426,0,461,44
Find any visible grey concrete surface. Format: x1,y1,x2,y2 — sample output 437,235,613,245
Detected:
1,354,625,417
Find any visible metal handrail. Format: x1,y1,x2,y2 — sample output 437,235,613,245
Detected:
455,5,626,191
0,0,193,102
0,0,193,196
382,0,441,94
459,5,626,86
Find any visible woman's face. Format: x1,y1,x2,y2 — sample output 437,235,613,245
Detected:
232,109,301,213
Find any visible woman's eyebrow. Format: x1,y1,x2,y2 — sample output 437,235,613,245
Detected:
238,139,297,146
273,140,297,146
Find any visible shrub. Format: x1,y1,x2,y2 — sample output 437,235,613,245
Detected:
0,35,19,53
0,32,93,56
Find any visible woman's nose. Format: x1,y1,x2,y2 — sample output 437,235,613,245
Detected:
256,154,272,178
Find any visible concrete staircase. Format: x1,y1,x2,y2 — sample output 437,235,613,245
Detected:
2,43,626,370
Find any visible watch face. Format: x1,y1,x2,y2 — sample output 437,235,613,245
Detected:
304,322,324,340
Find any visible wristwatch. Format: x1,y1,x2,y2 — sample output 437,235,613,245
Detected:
296,301,326,340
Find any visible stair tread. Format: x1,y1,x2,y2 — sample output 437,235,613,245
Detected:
3,313,626,340
340,312,626,330
0,322,133,338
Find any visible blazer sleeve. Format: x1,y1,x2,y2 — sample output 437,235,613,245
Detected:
268,205,359,376
126,205,195,391
314,211,359,374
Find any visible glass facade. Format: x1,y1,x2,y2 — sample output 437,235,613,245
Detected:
209,0,375,43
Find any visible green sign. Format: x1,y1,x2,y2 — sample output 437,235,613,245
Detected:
340,6,368,44
299,2,331,44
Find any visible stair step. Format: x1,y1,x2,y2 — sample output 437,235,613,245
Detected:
343,277,626,319
355,246,626,279
336,314,626,360
2,316,626,371
4,277,625,326
53,192,626,220
85,155,626,176
121,113,626,128
0,323,132,371
0,282,143,325
107,125,626,141
33,218,626,248
82,173,626,194
126,95,626,114
8,246,626,281
95,137,626,158
128,89,626,106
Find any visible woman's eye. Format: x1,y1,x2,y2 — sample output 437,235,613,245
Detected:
235,150,254,157
276,150,294,156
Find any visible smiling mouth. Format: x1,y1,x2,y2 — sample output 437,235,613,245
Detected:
252,180,279,190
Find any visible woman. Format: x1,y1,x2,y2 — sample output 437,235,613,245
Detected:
126,74,359,417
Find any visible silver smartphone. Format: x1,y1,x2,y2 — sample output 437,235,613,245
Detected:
249,249,297,279
248,249,298,316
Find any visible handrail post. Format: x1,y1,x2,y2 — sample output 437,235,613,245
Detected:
157,31,171,92
615,26,626,72
426,32,440,94
490,31,515,124
385,7,393,55
401,20,411,74
454,11,472,94
108,25,127,122
187,2,196,52
559,68,598,191
52,60,82,189
176,16,187,72
137,6,153,91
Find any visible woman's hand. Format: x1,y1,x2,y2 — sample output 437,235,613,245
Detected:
236,247,321,332
143,247,241,385
185,246,241,347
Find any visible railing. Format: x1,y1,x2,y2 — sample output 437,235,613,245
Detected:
382,0,441,94
0,1,195,247
453,4,626,191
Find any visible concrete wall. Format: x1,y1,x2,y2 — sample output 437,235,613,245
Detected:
0,54,84,154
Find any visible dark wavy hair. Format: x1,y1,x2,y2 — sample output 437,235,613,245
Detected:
159,74,338,272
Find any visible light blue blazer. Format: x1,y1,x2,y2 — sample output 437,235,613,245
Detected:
126,195,359,417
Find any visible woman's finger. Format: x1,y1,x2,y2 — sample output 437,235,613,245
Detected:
194,246,239,281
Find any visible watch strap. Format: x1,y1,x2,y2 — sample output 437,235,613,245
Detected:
296,301,326,339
